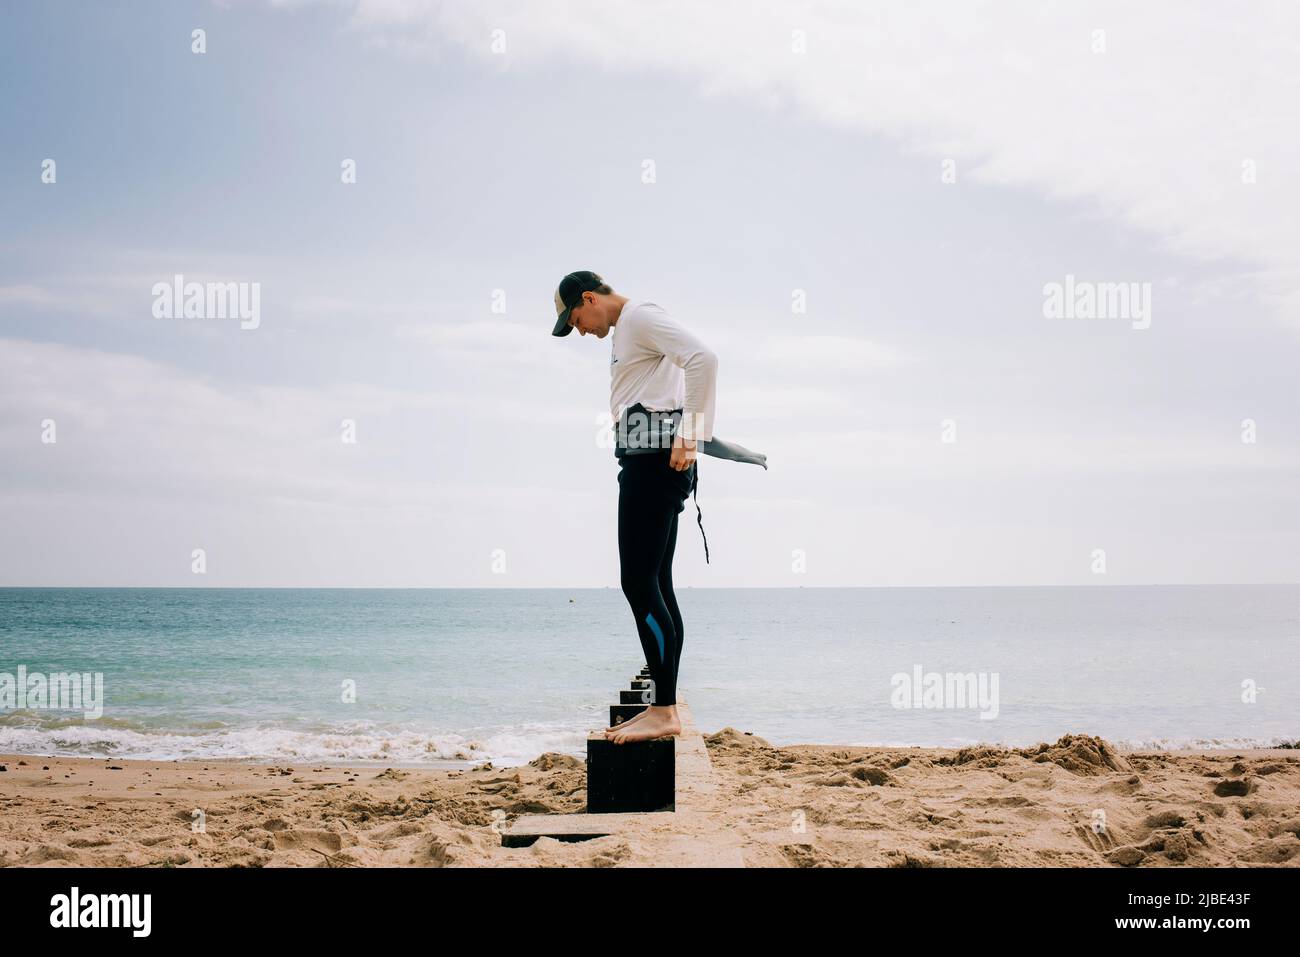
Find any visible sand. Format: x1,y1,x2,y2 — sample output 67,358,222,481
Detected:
2,732,1298,867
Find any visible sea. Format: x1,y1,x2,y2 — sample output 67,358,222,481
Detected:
0,586,1295,768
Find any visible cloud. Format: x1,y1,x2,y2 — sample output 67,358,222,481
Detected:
316,0,1299,321
0,283,124,316
395,315,556,363
0,337,590,512
755,334,905,371
769,425,1300,476
0,285,59,307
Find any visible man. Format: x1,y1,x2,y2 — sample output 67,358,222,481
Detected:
551,270,722,744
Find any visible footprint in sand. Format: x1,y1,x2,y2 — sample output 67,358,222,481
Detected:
271,828,351,855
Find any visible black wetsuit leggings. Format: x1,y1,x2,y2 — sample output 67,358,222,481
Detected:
617,450,695,707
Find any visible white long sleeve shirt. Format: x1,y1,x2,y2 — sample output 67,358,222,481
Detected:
609,300,718,442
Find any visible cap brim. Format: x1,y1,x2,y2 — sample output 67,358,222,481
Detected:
551,308,573,336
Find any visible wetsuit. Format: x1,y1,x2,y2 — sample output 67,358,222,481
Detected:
617,442,694,707
614,403,765,704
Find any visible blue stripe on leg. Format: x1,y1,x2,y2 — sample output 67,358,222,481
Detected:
644,611,665,662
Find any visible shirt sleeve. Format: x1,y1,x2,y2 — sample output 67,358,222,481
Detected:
634,302,718,442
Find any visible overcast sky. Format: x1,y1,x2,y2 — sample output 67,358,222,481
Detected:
2,0,1298,587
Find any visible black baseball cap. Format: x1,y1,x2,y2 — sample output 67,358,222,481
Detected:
551,270,607,337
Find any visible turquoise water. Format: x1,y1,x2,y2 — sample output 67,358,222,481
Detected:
0,586,1296,767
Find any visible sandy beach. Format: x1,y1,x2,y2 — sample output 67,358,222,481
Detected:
2,731,1297,868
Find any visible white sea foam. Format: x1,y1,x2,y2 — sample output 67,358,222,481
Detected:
0,716,591,768
2,712,1293,766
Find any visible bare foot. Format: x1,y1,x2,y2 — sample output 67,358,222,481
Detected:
607,706,680,743
604,708,650,733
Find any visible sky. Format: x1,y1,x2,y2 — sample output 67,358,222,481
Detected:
1,0,1298,587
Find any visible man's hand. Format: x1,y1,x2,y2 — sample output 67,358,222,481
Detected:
670,434,697,471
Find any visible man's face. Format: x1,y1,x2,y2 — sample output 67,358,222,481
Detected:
568,293,610,338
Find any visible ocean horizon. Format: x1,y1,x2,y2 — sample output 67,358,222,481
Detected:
2,585,1296,767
